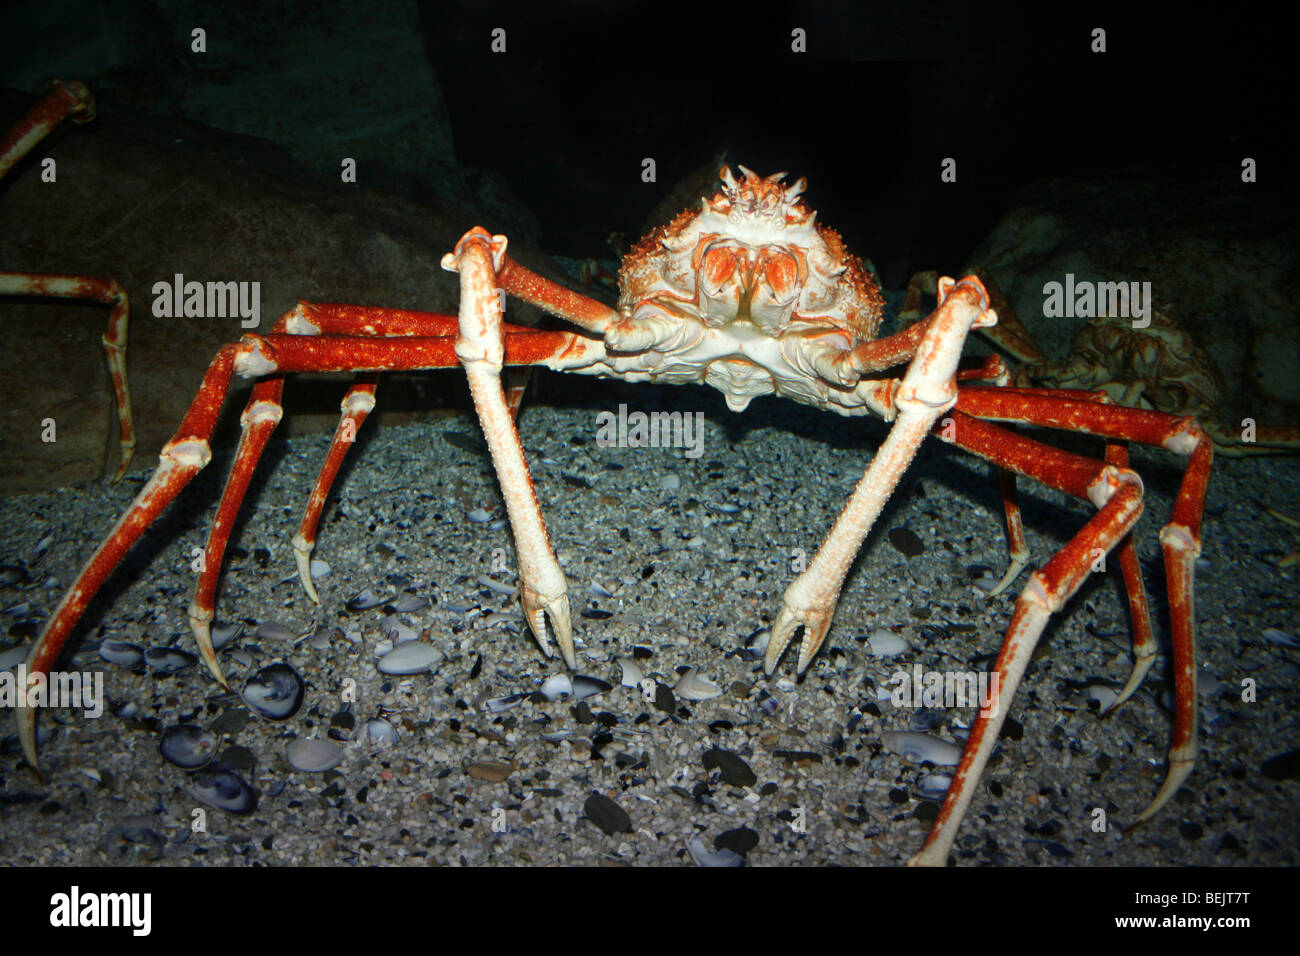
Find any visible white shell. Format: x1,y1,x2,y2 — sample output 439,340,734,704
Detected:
287,738,343,772
880,731,962,766
309,559,331,579
686,834,743,867
540,674,574,700
1262,627,1298,648
659,473,682,492
619,659,644,688
380,615,419,645
1083,684,1120,711
866,629,910,658
674,669,723,701
376,641,440,675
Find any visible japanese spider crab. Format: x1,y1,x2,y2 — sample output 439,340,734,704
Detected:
0,80,135,480
16,164,1212,866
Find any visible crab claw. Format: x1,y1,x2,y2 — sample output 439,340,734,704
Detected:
292,531,322,605
187,600,231,689
520,572,575,669
764,598,838,675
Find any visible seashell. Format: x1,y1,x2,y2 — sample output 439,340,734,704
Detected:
346,589,386,611
99,639,144,667
588,582,614,599
113,700,139,719
390,592,427,613
484,693,529,713
2,600,30,616
476,576,518,597
917,773,953,801
159,724,217,770
539,673,573,700
686,833,743,867
465,508,493,523
866,629,910,658
33,532,54,560
1082,684,1120,712
380,615,419,645
0,565,29,586
286,738,343,772
443,601,475,616
659,473,681,492
192,766,257,814
242,663,305,721
880,731,962,766
309,559,331,579
744,628,771,656
307,626,335,651
144,646,197,675
572,675,612,699
674,669,723,701
1262,627,1299,649
479,611,523,627
209,621,243,650
376,641,440,675
619,658,644,688
707,502,741,515
908,707,944,732
363,718,399,747
0,643,27,671
255,621,296,642
374,639,394,657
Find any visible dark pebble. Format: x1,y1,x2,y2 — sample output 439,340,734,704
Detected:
1261,749,1300,781
1179,821,1204,840
889,787,909,804
715,827,759,856
888,528,925,557
772,749,822,764
1000,717,1023,741
702,748,756,787
584,792,632,835
654,684,675,714
208,708,249,735
442,431,487,454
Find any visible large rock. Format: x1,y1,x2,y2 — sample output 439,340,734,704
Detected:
965,166,1299,429
0,91,563,496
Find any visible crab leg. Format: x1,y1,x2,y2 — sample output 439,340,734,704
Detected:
764,275,997,673
906,391,1211,863
909,413,1149,865
442,229,578,666
1,81,137,479
19,311,598,770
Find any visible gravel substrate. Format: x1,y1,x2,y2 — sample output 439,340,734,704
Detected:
1,382,1297,866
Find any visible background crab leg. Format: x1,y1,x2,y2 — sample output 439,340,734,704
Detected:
764,276,998,673
1,81,137,479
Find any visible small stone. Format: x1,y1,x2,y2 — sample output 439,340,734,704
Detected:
887,527,925,557
702,748,756,787
584,792,632,835
466,760,514,783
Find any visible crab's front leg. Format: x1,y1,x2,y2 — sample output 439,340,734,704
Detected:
443,229,576,667
766,276,998,672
